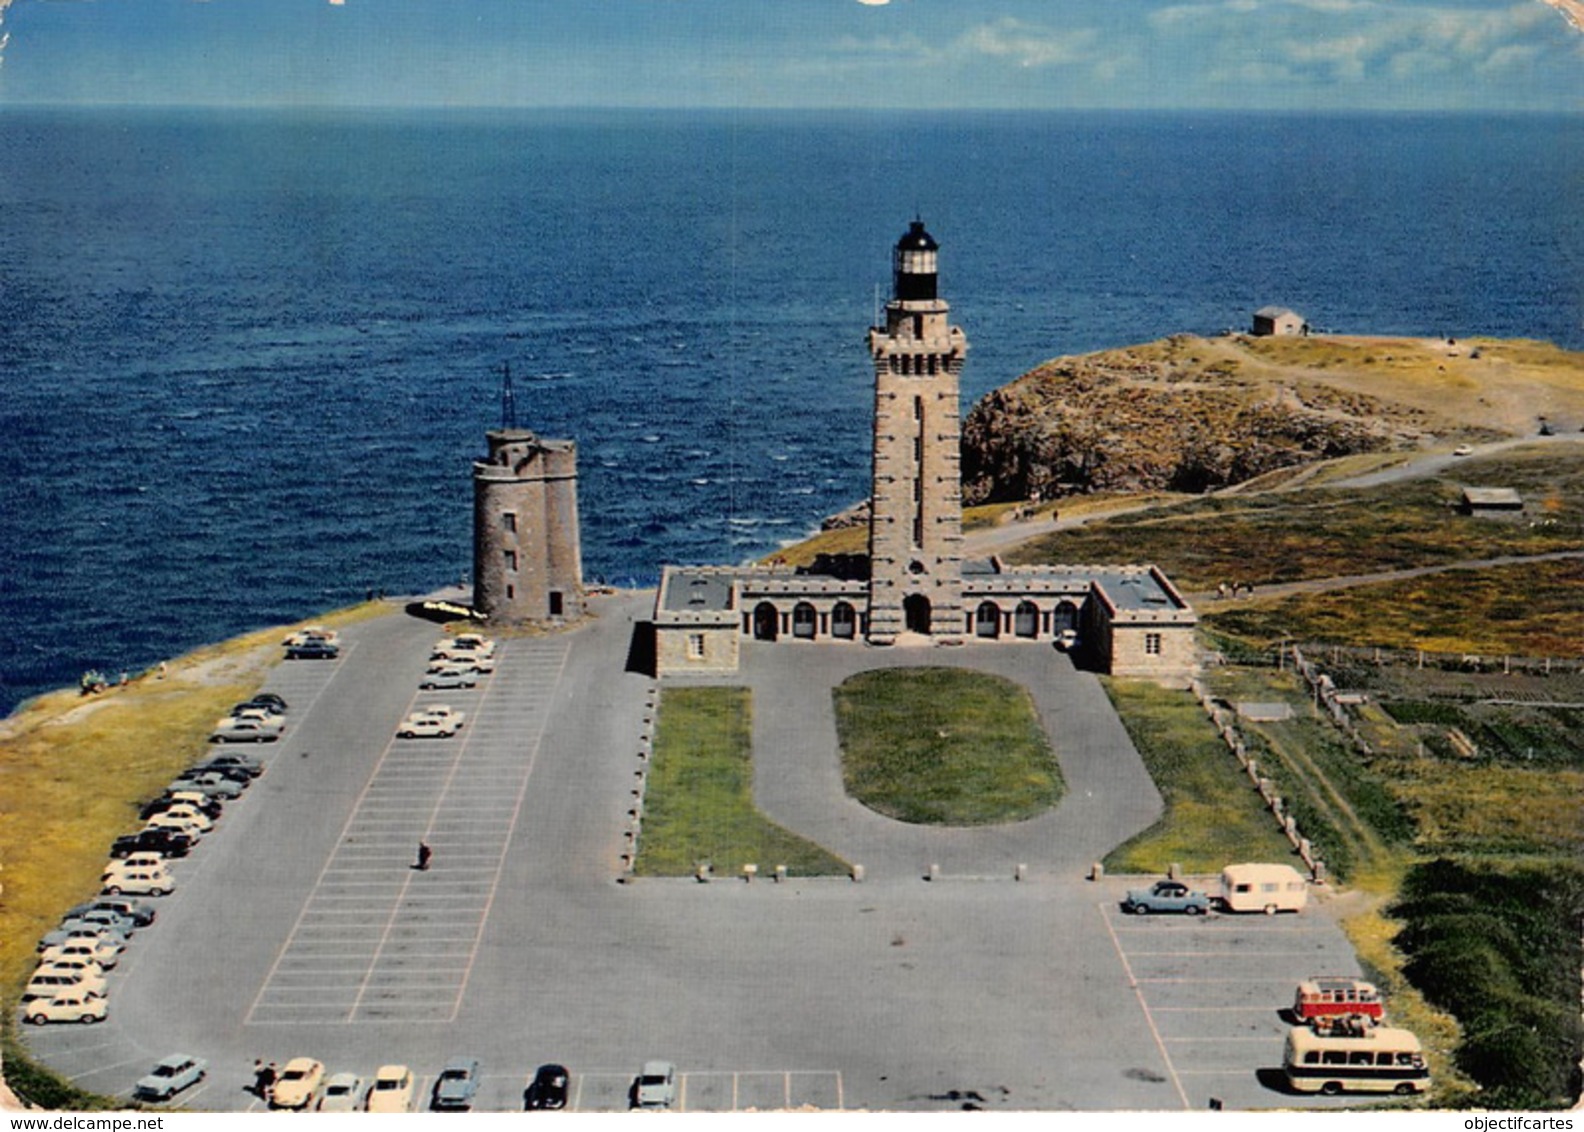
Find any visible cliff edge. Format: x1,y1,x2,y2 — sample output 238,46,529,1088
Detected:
962,333,1584,504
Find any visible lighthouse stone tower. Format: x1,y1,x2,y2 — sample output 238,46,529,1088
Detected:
865,220,968,645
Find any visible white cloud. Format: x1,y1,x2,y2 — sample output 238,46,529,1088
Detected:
954,18,1097,68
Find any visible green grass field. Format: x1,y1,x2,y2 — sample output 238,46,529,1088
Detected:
1099,680,1295,874
832,668,1062,825
635,687,848,876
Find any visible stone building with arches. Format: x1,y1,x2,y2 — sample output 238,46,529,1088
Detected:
653,221,1197,681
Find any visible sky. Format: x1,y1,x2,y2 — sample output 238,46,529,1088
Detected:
0,0,1579,112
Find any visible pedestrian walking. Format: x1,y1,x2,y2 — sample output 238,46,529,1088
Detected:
259,1061,277,1103
415,841,432,871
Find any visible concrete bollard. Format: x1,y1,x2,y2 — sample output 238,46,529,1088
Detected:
1014,863,1027,882
927,863,941,882
774,865,787,883
696,864,712,883
1090,861,1104,881
1168,862,1181,880
851,864,865,883
742,863,758,883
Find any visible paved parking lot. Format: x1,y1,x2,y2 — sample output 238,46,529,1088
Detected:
20,591,1381,1112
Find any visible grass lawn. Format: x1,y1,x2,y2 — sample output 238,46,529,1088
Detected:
0,602,385,1109
1100,679,1294,874
635,687,847,876
832,668,1062,825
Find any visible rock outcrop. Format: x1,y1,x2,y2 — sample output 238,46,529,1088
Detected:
961,335,1467,504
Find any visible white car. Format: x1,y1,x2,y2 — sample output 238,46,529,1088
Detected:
210,714,285,743
271,1058,326,1111
283,626,339,647
39,938,120,970
1453,444,1474,457
102,863,176,897
144,813,205,840
24,992,107,1026
634,1061,677,1109
157,803,214,833
420,666,477,690
318,1072,365,1112
431,636,495,662
397,710,465,739
365,1065,415,1113
23,965,108,1003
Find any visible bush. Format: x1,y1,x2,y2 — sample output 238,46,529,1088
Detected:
1391,859,1584,1108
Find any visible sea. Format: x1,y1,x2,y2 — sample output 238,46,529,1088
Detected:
1,108,1580,716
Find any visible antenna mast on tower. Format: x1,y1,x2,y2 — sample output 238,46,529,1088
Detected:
500,362,518,430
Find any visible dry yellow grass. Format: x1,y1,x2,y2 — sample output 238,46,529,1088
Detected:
0,603,385,1005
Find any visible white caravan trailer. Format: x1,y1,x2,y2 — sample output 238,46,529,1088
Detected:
1219,862,1308,913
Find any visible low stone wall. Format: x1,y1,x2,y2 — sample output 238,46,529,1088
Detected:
1189,678,1327,880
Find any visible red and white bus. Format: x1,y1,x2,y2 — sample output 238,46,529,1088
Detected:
1294,977,1385,1023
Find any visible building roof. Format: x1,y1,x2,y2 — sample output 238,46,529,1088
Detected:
1461,487,1523,508
1254,305,1301,320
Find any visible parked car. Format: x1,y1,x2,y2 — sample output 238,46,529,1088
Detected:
420,666,477,690
67,907,138,935
142,794,220,823
143,813,205,840
1056,628,1079,651
283,626,336,647
525,1063,569,1110
113,828,194,859
210,714,285,743
318,1072,365,1113
270,1057,326,1110
432,1057,481,1110
365,1065,415,1113
195,752,264,777
285,640,340,660
23,966,108,1003
39,937,121,970
397,711,465,739
23,992,107,1026
67,896,154,928
104,852,166,878
168,772,246,800
232,697,286,717
247,692,289,712
1122,879,1211,915
431,636,495,663
134,1054,208,1101
38,923,128,955
102,863,175,897
633,1061,677,1109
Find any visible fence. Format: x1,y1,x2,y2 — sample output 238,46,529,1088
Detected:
1188,677,1327,881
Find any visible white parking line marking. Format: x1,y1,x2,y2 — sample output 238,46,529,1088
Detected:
1099,901,1191,1110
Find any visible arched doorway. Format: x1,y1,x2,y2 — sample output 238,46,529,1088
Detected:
903,594,932,635
1014,601,1039,638
753,602,779,641
792,602,817,640
831,601,857,640
1055,600,1080,633
975,601,1001,639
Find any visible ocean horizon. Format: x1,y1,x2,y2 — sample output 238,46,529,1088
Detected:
2,106,1580,715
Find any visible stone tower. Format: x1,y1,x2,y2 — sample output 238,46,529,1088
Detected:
865,220,968,645
472,429,584,624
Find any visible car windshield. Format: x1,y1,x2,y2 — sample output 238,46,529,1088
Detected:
442,1070,469,1080
376,1079,401,1090
641,1074,667,1086
282,1069,307,1081
154,1066,178,1078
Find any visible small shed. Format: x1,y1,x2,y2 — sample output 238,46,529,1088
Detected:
1460,487,1523,514
1252,306,1307,336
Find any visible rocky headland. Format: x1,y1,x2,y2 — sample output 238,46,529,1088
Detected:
960,333,1583,504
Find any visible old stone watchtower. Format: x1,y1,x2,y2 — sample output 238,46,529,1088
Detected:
865,220,969,645
472,428,584,624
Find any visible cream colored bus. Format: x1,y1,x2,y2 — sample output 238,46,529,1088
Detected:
1282,1024,1430,1096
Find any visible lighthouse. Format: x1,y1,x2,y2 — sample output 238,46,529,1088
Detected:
864,219,968,645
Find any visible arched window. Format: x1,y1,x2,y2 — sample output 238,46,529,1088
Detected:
1014,601,1039,638
753,602,779,642
831,602,857,640
975,601,1001,639
792,602,817,640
